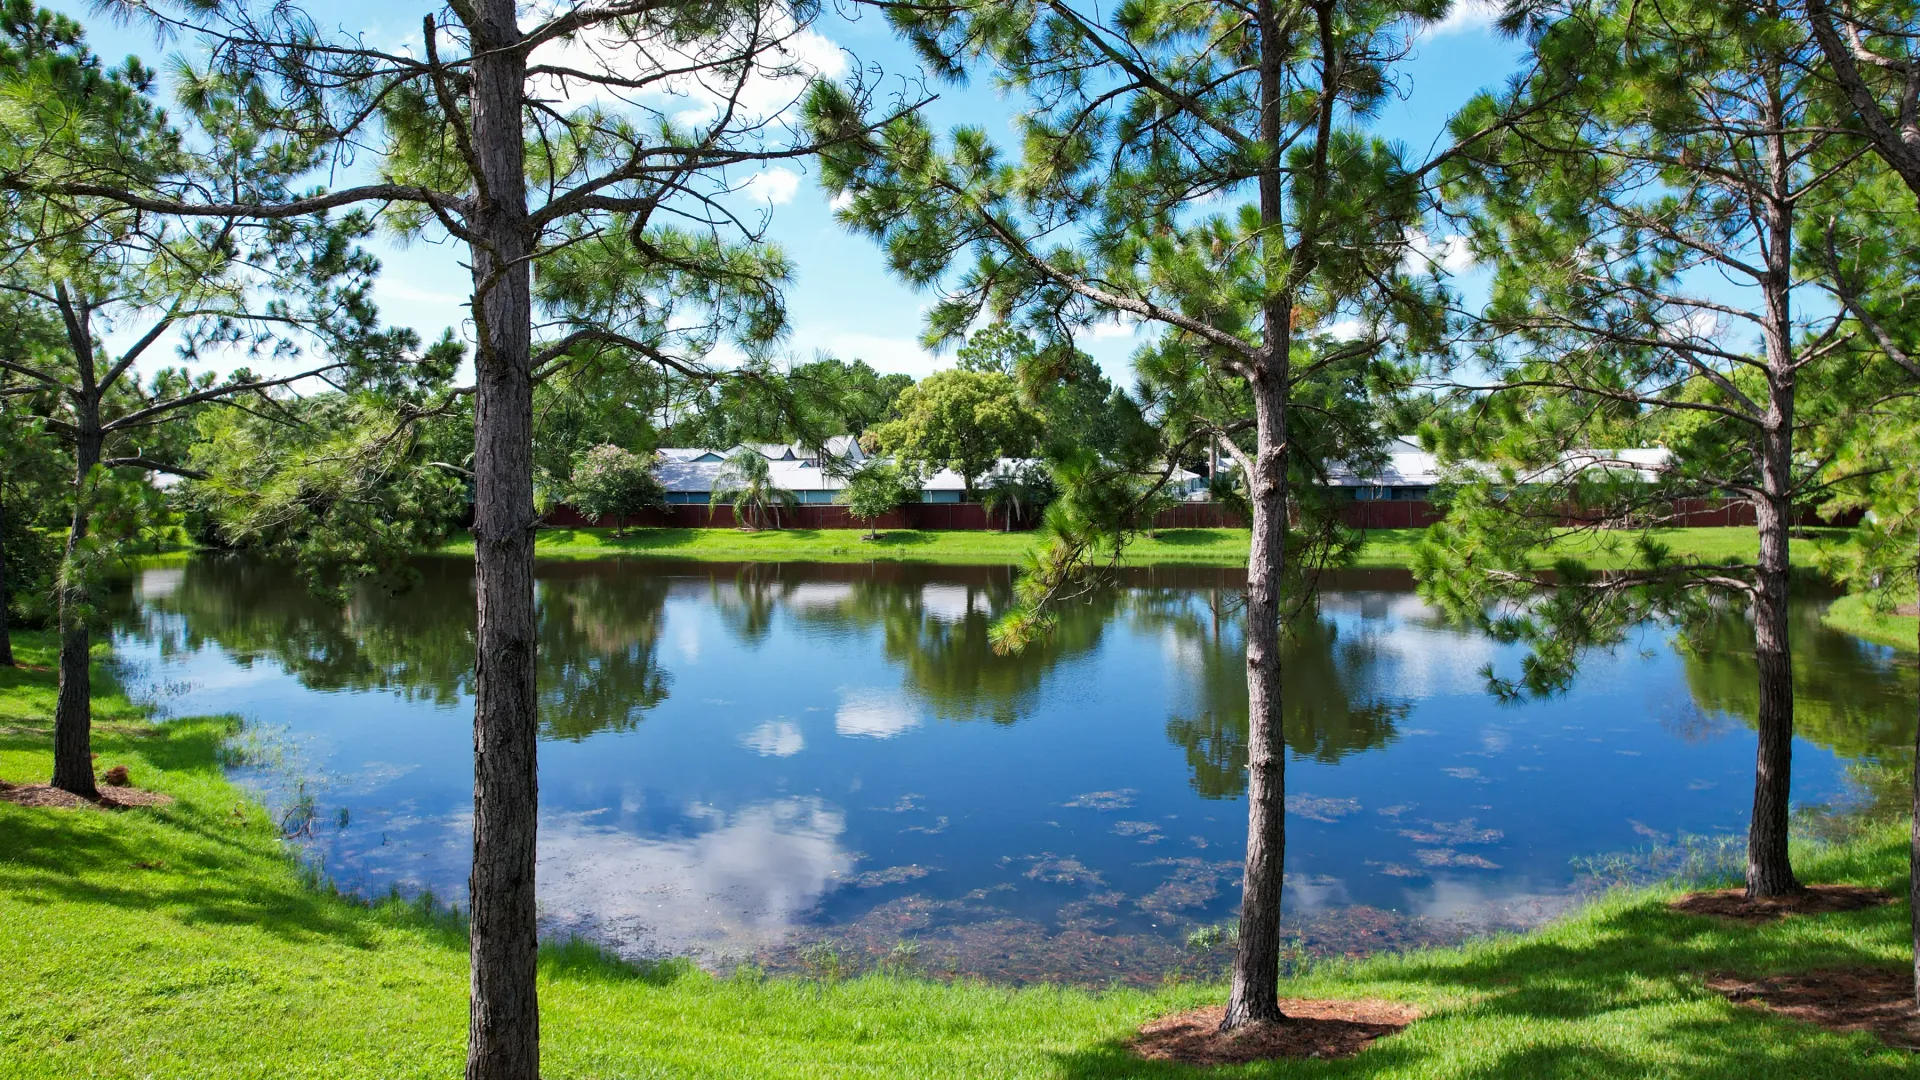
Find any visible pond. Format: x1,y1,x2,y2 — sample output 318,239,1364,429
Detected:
110,555,1915,984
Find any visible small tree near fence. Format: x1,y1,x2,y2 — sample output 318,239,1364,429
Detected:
568,445,665,537
837,461,917,539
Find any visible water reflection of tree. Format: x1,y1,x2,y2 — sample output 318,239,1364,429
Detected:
129,555,671,740
784,576,1116,724
1135,588,1407,799
1680,598,1916,781
707,565,792,648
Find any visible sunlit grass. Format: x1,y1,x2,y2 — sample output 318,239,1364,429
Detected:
434,525,1846,572
0,629,1913,1078
1822,594,1918,653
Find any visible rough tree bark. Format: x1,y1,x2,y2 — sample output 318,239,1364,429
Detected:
1221,363,1290,1029
1220,0,1315,1029
50,282,102,799
1740,85,1802,898
1747,476,1799,898
0,493,14,668
464,2,541,1078
50,423,100,798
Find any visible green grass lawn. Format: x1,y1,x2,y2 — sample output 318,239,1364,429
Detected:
1822,594,1920,654
1,629,1915,1078
435,525,1851,571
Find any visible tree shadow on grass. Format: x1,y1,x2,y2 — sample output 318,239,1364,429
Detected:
545,527,698,552
1050,891,1915,1079
1144,530,1237,548
865,531,938,547
0,712,470,955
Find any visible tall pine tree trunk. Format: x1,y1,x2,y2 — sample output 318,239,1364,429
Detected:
465,3,541,1077
0,493,14,668
1746,107,1800,901
1221,361,1289,1030
51,427,100,798
1746,482,1798,898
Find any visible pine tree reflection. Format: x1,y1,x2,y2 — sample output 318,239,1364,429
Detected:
1136,587,1408,799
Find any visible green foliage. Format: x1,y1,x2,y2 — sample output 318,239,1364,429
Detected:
1418,0,1887,697
711,448,799,531
566,445,666,537
870,370,1041,494
178,394,470,597
977,461,1055,532
834,461,917,538
669,357,911,454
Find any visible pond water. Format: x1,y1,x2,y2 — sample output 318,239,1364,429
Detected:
110,555,1915,984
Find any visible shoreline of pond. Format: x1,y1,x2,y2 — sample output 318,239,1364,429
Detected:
1,629,1912,1076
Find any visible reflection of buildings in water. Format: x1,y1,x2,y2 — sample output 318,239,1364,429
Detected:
136,567,185,601
916,584,984,623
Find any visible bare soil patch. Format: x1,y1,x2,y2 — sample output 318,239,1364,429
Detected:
0,779,173,810
1132,1000,1420,1066
1669,884,1891,924
1707,967,1920,1050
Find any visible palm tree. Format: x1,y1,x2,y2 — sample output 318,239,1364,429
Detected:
711,448,798,530
979,462,1055,532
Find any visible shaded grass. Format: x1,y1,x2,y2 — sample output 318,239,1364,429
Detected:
1823,594,1919,654
436,525,1847,572
1,629,1914,1078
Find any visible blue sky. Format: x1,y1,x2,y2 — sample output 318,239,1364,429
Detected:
51,1,1524,385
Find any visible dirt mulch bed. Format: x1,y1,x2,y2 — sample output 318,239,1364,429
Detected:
1669,884,1892,924
1132,1000,1420,1066
0,779,173,810
1707,967,1920,1050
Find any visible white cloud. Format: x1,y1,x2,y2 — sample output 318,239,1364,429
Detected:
1086,315,1138,340
801,330,943,377
828,188,855,212
836,690,921,739
1324,318,1372,342
1663,309,1723,343
1422,0,1504,38
534,798,853,960
741,720,805,757
744,168,802,205
526,11,848,129
1403,229,1476,276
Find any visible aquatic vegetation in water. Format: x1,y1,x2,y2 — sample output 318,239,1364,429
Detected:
1398,818,1502,845
1285,794,1363,823
845,864,935,888
1022,854,1106,888
1061,789,1136,810
1415,848,1502,869
1135,857,1242,921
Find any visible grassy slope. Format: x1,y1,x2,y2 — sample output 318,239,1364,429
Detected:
437,525,1849,571
0,630,1914,1078
1822,594,1919,654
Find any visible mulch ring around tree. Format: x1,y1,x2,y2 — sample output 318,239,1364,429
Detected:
1707,968,1920,1051
1668,884,1892,924
1131,1001,1421,1066
0,778,173,811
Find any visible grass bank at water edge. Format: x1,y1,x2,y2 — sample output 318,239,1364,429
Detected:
437,524,1852,571
0,629,1915,1077
1822,593,1920,654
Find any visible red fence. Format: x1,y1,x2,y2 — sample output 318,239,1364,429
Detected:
545,497,1859,533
